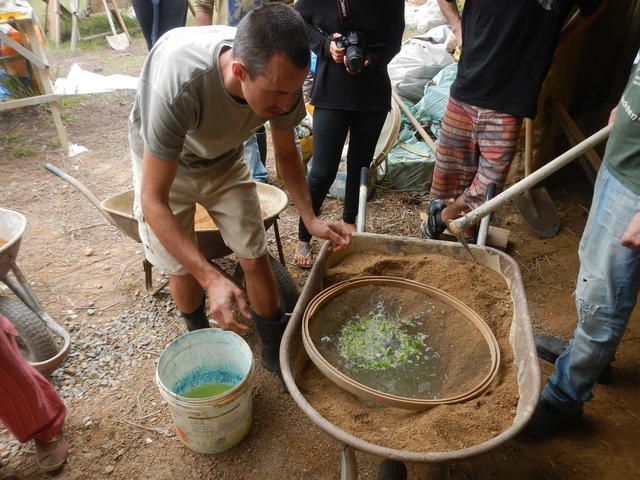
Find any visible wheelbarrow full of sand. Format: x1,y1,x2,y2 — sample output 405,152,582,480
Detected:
0,207,72,376
280,235,539,477
44,164,299,312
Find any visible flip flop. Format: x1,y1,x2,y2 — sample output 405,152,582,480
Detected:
294,243,315,269
35,435,68,472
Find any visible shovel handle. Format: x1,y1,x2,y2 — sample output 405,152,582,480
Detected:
449,123,612,236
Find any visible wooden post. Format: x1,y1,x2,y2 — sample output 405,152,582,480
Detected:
47,0,61,48
70,0,79,51
17,19,69,154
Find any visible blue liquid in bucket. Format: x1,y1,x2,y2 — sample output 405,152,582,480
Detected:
172,366,243,397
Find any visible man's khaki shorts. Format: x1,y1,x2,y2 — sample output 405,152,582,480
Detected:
131,150,267,276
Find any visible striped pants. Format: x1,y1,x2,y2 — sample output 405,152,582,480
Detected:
431,97,522,209
0,314,65,443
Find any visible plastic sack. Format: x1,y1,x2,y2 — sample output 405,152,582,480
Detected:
388,37,454,104
413,63,458,139
377,140,435,196
404,0,447,33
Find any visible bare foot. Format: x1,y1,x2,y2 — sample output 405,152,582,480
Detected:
294,242,315,269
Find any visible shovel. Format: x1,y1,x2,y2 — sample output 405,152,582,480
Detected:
101,0,129,51
448,123,612,241
515,118,560,237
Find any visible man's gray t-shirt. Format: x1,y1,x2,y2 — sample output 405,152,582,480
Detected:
128,25,306,172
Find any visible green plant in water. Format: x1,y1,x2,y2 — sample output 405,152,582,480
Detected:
337,312,427,370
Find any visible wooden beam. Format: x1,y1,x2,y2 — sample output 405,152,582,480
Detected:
47,0,60,48
0,93,59,111
553,100,600,184
391,89,438,153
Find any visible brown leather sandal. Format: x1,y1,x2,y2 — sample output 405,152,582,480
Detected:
35,434,68,472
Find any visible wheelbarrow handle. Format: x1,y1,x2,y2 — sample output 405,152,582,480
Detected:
356,167,369,234
44,163,122,230
449,123,613,237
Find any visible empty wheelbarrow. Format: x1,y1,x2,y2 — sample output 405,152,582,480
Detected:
0,207,71,376
44,164,299,312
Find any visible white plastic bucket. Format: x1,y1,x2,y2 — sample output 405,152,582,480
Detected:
155,328,254,454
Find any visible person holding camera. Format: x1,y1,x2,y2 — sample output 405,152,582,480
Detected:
293,0,404,268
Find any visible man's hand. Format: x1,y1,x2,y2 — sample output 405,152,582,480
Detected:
205,275,251,333
330,33,345,64
304,218,351,251
621,213,640,249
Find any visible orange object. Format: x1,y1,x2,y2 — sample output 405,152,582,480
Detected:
1,24,44,79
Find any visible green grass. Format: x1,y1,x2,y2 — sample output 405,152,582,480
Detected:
1,133,24,143
11,148,36,157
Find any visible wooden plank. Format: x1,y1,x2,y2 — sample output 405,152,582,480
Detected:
0,94,59,111
441,226,510,251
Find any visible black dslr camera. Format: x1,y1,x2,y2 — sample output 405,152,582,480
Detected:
335,31,366,74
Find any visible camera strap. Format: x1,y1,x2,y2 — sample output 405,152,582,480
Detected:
335,0,354,31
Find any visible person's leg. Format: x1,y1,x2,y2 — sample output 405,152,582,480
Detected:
343,110,387,227
131,150,204,330
157,0,188,42
0,315,67,471
131,0,154,49
237,255,279,321
296,108,350,266
423,97,477,239
542,165,640,414
243,134,269,183
459,108,522,211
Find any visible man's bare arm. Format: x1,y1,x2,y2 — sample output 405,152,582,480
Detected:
438,0,462,49
270,128,350,250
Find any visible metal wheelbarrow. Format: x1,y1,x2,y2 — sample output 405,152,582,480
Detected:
0,207,71,376
44,164,299,312
281,234,539,478
280,167,539,478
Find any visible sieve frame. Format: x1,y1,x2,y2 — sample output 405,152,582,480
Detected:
302,276,500,411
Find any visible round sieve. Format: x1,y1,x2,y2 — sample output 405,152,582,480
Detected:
302,276,500,410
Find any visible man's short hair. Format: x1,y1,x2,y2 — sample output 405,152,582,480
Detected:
233,3,309,78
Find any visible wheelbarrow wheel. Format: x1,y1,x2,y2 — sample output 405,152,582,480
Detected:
0,296,58,363
233,255,299,314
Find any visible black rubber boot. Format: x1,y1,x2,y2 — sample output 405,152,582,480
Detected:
252,309,288,376
180,296,209,332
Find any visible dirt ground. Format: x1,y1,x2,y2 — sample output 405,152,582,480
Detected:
1,37,639,480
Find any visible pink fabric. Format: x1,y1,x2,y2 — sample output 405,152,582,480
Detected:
0,314,65,443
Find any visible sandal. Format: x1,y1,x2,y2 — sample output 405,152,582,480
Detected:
35,434,68,472
294,242,315,269
421,199,447,239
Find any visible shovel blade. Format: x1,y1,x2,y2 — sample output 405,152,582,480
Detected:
515,187,560,238
106,33,129,51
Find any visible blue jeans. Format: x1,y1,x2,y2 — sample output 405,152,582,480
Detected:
542,165,640,413
244,134,268,183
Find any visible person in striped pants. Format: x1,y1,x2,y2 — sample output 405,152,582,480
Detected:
0,314,68,472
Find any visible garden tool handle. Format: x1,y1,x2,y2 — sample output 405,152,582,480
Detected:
356,167,368,233
476,182,496,247
449,123,613,237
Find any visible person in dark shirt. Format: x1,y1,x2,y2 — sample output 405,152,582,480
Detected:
293,0,404,268
525,55,640,436
422,0,604,241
